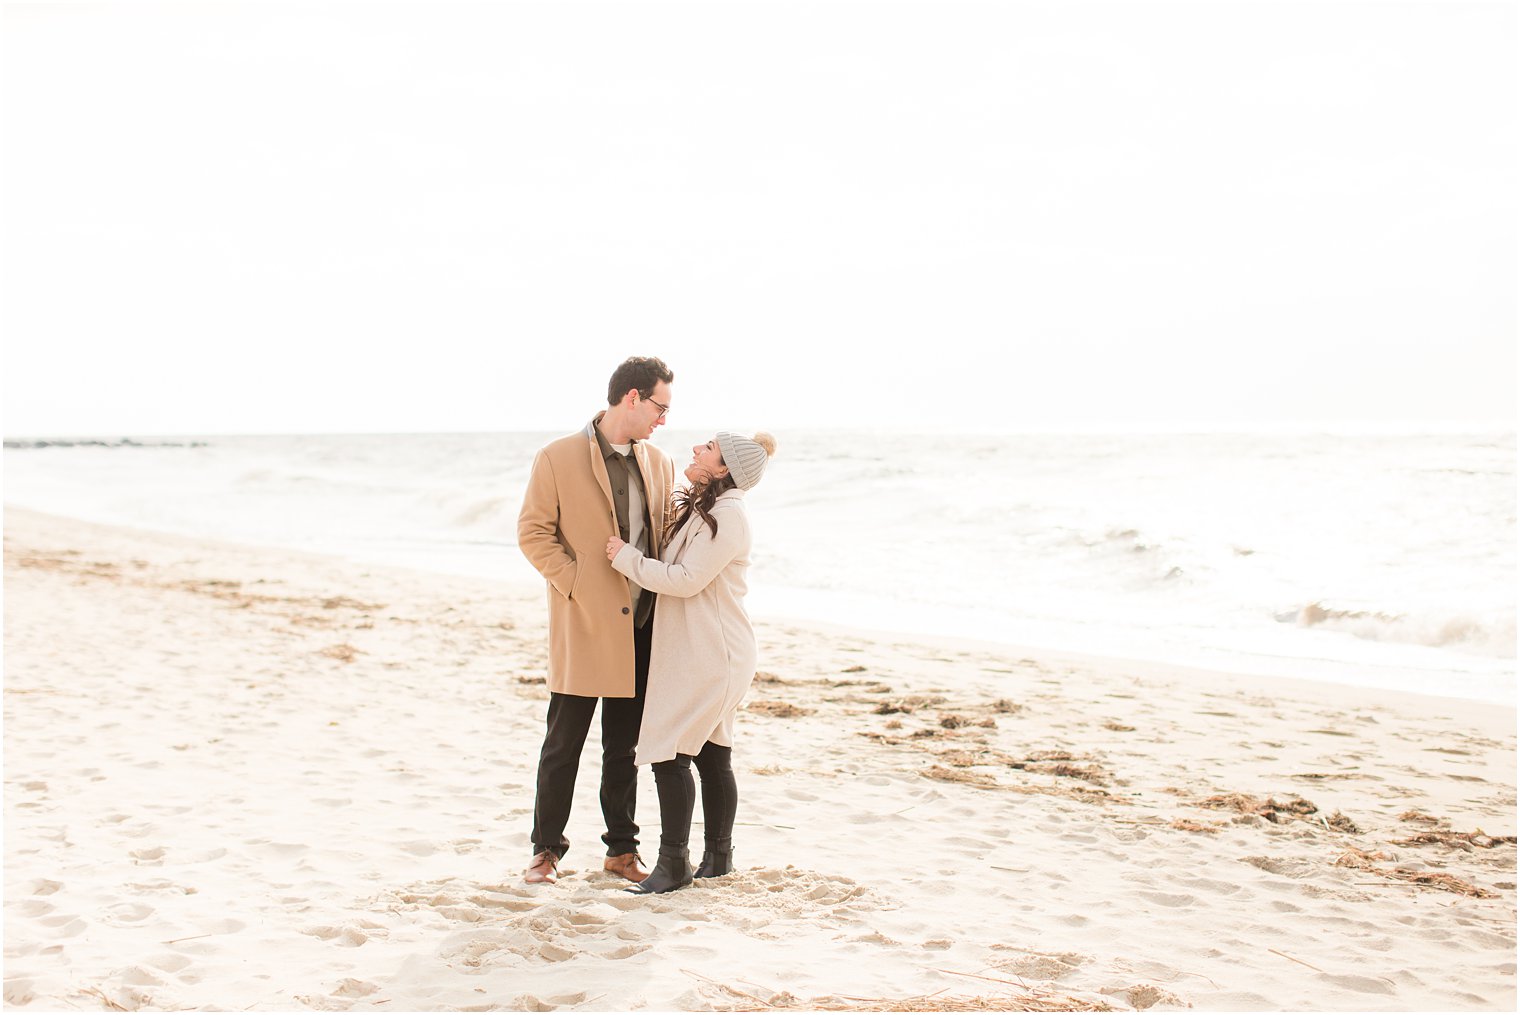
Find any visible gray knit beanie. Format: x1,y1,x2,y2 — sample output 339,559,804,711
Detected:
715,431,776,491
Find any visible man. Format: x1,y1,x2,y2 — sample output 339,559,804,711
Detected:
517,356,677,885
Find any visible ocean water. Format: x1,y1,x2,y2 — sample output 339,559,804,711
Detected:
4,429,1515,704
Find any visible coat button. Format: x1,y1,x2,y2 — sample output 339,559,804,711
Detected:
621,607,630,615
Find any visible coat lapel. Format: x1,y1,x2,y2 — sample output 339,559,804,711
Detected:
632,441,663,548
583,418,617,527
661,510,704,563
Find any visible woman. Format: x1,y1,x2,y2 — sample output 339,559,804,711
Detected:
605,430,775,894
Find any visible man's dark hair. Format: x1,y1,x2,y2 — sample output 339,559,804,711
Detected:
606,356,674,406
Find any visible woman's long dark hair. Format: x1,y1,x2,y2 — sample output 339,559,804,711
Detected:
670,472,738,543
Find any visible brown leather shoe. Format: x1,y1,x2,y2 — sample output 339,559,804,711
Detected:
524,850,559,884
603,852,649,883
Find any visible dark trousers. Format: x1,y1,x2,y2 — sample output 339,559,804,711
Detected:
530,619,652,859
650,741,737,855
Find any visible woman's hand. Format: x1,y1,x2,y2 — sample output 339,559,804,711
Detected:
606,535,626,561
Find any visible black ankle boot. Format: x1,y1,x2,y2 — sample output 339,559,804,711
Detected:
694,850,732,878
626,849,692,894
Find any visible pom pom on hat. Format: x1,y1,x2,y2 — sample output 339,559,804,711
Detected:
716,431,776,490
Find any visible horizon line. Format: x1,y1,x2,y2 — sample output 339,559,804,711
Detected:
4,420,1516,442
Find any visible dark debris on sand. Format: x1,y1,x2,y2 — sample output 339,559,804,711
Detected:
1392,830,1517,850
747,700,816,719
1335,845,1500,898
1195,793,1318,824
873,694,949,715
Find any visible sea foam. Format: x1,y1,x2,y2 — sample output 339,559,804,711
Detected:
5,429,1514,701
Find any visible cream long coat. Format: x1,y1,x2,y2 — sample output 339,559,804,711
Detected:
517,417,676,698
611,488,756,766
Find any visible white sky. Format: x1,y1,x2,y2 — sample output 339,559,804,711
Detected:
2,0,1515,436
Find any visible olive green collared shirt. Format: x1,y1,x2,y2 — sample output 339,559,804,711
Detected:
593,418,655,627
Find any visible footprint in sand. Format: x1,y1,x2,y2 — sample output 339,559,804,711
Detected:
145,953,193,974
126,879,196,895
1171,874,1246,896
182,847,228,863
38,915,87,937
468,892,539,913
844,804,906,824
330,978,379,998
437,905,487,923
105,902,155,923
849,930,903,946
3,980,36,1006
600,894,654,913
538,942,575,962
188,918,248,936
304,924,369,947
562,908,616,927
247,839,308,856
992,949,1091,980
116,966,167,987
1320,973,1397,996
1100,983,1189,1009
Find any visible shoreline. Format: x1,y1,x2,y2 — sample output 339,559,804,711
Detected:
760,610,1520,714
7,504,1512,710
771,612,1516,722
5,506,1516,1011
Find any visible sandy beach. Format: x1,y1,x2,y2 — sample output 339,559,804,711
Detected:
4,506,1515,1011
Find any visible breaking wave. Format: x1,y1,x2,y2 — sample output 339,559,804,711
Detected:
1278,602,1516,658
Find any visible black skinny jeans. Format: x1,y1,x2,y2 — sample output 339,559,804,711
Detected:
530,620,653,859
650,741,737,855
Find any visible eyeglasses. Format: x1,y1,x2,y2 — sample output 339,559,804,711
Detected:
644,396,670,420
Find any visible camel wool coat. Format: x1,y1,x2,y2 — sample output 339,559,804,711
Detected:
518,417,676,698
611,488,756,766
